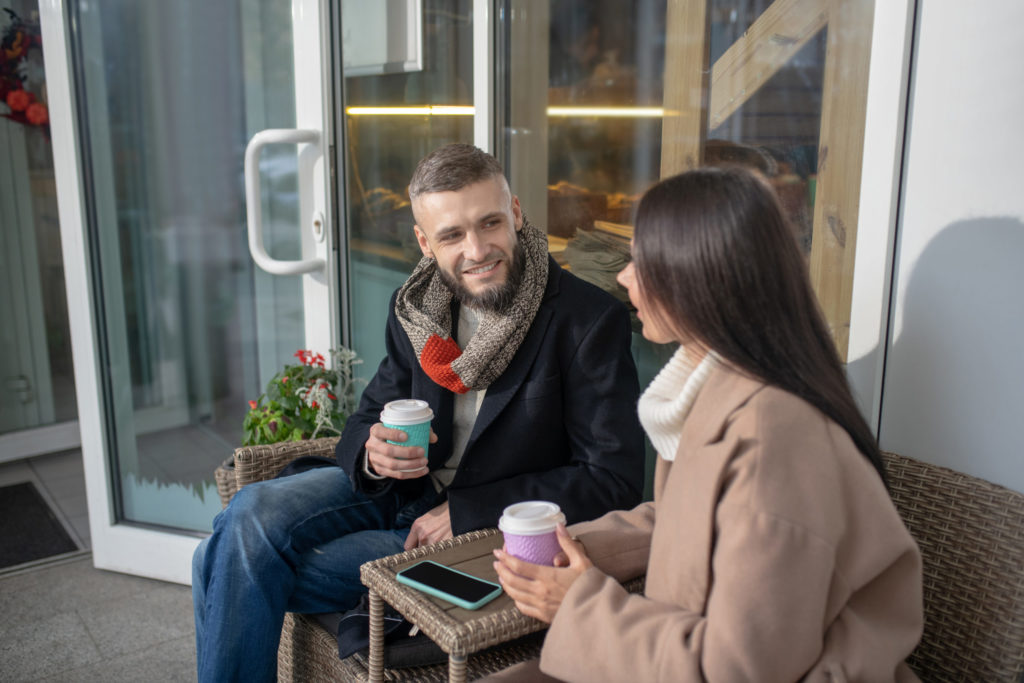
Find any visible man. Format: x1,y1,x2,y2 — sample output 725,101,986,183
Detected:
192,144,644,681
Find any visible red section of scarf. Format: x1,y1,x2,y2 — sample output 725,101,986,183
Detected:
421,334,469,394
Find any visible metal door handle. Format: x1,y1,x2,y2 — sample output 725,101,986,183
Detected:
4,375,33,404
244,128,326,275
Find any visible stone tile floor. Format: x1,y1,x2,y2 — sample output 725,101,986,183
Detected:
0,439,225,681
0,555,196,681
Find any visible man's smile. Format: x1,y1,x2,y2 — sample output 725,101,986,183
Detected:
463,261,501,277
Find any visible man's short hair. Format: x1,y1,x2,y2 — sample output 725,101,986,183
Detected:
408,143,505,200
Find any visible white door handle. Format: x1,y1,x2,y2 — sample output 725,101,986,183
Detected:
244,128,325,275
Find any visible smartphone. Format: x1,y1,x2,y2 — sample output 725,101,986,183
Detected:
395,560,503,610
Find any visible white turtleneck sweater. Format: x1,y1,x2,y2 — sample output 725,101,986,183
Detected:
637,346,719,461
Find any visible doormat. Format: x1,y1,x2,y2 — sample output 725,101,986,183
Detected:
0,482,78,569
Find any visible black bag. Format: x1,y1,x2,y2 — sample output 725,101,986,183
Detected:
332,593,448,668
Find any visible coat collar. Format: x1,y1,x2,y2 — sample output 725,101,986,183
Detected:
676,361,765,454
418,258,562,469
465,256,562,447
659,362,766,613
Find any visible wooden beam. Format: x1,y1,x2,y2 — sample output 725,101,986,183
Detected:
708,0,829,131
660,0,711,177
808,0,876,360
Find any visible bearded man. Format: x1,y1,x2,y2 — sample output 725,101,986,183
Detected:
192,144,644,682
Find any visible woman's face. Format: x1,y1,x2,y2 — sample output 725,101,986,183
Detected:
616,260,678,344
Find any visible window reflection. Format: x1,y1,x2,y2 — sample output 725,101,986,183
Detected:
342,1,475,381
506,0,870,361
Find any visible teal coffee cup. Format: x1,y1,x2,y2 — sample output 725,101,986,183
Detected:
380,399,434,470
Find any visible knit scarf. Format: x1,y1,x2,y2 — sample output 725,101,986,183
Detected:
638,346,720,461
395,221,549,393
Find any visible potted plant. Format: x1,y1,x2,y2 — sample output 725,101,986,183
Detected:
215,347,364,507
242,347,363,446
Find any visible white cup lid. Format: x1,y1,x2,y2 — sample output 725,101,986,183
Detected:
380,399,434,425
498,501,566,535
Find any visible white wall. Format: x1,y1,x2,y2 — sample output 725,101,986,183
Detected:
879,2,1024,492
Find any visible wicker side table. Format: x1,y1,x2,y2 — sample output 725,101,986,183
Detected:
360,528,547,683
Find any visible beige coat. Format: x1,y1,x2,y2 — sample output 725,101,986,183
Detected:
538,365,923,682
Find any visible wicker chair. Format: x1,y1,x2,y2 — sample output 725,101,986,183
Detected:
882,451,1024,681
215,437,552,681
215,444,1024,681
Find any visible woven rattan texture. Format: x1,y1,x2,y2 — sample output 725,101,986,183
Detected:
362,529,547,656
213,457,237,508
883,451,1024,682
232,437,339,491
362,529,647,660
346,633,545,682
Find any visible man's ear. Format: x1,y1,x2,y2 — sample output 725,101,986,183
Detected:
413,225,434,259
511,195,523,231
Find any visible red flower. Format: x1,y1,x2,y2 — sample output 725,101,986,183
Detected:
6,89,33,113
328,393,337,400
281,376,289,383
25,102,48,126
249,400,258,410
311,401,319,409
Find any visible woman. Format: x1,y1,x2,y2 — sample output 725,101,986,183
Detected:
490,167,923,682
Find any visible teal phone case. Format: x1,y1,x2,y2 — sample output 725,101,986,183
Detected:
395,561,503,610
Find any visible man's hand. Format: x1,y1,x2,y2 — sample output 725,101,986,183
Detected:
404,500,453,550
365,423,437,479
492,524,592,623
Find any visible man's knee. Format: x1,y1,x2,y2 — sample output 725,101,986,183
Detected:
193,536,210,579
214,478,291,535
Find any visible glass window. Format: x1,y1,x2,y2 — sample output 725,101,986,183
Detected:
341,0,475,382
503,0,873,361
501,0,875,495
1,2,77,436
69,0,302,531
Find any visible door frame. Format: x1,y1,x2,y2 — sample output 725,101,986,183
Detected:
846,0,917,430
39,0,338,584
39,0,914,583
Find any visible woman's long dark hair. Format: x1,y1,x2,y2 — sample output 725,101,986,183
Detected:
633,166,887,484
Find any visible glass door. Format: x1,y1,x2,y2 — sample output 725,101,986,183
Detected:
337,0,489,378
0,1,79,463
40,0,336,582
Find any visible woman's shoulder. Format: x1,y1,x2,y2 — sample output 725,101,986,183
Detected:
702,376,894,542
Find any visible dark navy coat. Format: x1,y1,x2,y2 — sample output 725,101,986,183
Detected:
335,256,645,534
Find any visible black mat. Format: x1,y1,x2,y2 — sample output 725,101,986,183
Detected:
0,482,78,569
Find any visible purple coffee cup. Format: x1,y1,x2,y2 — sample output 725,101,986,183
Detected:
498,501,567,566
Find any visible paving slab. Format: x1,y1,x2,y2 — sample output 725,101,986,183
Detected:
0,557,164,635
38,635,196,682
76,580,194,659
0,610,102,680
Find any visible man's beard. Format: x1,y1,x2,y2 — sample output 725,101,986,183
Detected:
437,236,527,313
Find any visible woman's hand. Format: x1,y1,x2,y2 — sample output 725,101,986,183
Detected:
492,524,593,623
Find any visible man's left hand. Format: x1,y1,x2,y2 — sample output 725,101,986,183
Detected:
404,500,453,550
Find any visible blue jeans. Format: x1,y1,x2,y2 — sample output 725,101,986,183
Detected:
192,466,441,683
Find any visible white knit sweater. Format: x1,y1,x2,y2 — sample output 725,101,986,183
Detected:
637,346,720,461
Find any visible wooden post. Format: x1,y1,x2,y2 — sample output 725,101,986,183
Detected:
708,0,829,130
660,0,711,177
808,0,876,360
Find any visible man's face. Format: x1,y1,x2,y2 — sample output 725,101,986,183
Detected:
412,177,525,312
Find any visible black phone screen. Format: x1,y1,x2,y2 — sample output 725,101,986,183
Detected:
398,561,498,603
